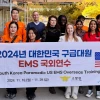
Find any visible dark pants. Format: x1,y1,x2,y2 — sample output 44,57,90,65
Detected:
7,88,17,94
26,88,37,96
89,86,100,91
58,87,66,92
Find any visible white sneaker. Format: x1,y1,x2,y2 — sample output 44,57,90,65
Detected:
86,90,93,98
96,95,100,99
72,94,78,99
96,91,100,99
65,92,70,99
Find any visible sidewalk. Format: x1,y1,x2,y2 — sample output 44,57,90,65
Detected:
0,87,97,100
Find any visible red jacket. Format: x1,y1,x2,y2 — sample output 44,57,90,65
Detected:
83,32,100,41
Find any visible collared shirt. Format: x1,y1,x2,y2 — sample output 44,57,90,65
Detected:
34,22,40,25
76,30,86,39
27,22,45,40
83,32,100,41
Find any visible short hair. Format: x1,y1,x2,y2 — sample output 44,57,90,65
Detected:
77,15,85,20
96,14,100,20
58,15,67,25
9,21,18,30
75,19,83,25
11,8,19,14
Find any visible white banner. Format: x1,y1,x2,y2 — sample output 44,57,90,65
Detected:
0,42,100,88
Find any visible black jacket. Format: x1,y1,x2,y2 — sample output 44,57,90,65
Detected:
41,27,61,42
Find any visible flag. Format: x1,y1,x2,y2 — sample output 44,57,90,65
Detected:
95,52,100,67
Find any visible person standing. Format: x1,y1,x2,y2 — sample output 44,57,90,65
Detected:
42,15,61,42
77,15,88,32
26,28,40,100
75,19,86,94
58,15,67,36
2,21,22,99
83,20,100,99
57,15,67,92
59,23,82,99
96,14,100,31
4,8,26,42
75,19,86,39
27,11,45,40
42,15,61,94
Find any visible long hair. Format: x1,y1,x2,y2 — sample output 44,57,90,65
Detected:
88,20,99,37
46,15,60,29
75,19,83,26
75,19,83,31
9,21,18,36
9,21,18,30
65,23,78,42
27,28,38,42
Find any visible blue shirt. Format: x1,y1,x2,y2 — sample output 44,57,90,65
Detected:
27,22,45,39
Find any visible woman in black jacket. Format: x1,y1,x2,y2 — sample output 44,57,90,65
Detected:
42,15,61,94
42,15,61,42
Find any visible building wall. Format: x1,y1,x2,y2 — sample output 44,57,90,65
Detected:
38,0,82,2
0,8,10,32
13,0,82,3
0,10,3,32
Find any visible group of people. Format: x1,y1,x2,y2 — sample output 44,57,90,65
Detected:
1,8,100,100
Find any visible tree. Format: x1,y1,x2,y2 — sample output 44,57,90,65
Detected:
18,2,86,23
40,3,83,23
82,3,100,18
77,0,100,18
39,2,60,16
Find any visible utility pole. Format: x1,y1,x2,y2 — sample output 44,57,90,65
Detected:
26,3,28,24
10,0,12,19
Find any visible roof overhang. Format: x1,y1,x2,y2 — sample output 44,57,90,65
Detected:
0,4,24,11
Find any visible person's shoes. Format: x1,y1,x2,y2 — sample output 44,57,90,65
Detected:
65,91,71,99
9,94,16,99
86,90,93,98
65,93,70,99
79,87,84,94
27,94,36,100
5,93,11,98
72,94,78,99
49,87,56,94
96,91,100,99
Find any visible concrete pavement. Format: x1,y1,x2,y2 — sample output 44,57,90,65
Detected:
0,87,98,100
